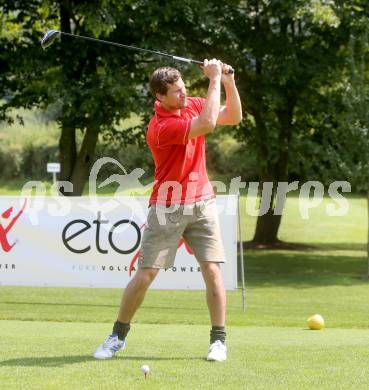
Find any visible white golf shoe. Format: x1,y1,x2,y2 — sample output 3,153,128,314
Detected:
207,340,227,362
94,334,126,359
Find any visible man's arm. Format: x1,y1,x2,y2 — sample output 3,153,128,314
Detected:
188,59,222,140
217,64,242,126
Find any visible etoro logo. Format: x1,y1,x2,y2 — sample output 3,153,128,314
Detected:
61,211,141,254
0,199,27,253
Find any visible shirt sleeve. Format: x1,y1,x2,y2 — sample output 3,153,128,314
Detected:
191,97,206,115
156,117,192,147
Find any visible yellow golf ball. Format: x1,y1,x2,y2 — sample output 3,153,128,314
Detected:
307,314,325,330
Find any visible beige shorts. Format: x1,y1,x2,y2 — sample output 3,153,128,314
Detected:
138,198,226,269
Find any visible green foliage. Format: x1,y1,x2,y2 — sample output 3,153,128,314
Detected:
159,0,369,240
1,1,145,123
0,1,165,193
95,139,154,178
320,16,369,191
288,12,369,191
2,0,369,225
206,131,258,181
0,107,154,180
0,108,59,179
154,0,369,188
0,144,58,180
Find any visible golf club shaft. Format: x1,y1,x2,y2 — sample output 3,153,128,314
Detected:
49,30,234,72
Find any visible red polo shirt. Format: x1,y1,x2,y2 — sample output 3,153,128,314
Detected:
147,97,214,205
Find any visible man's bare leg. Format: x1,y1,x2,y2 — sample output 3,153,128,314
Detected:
117,267,159,323
94,267,159,359
200,261,227,361
200,262,226,326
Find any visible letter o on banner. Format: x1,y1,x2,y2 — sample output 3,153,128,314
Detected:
108,220,141,254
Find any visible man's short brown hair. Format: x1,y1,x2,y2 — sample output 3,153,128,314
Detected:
149,67,182,98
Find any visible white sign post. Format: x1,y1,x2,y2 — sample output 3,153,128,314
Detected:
46,163,60,185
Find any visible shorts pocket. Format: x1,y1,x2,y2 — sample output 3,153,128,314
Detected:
196,198,215,218
168,206,184,224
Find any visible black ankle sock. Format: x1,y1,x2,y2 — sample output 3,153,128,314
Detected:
210,326,226,344
112,321,131,340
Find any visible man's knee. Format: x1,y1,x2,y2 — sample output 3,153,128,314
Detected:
201,262,221,278
134,267,159,287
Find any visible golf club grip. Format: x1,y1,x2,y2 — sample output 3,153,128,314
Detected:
174,57,234,74
192,60,234,74
205,65,235,75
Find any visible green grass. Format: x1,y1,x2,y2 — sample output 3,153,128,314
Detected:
1,246,369,388
0,182,369,388
0,247,368,329
0,178,153,196
0,179,47,196
239,193,367,243
1,322,369,389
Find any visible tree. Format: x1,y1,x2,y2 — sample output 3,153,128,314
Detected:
2,0,369,232
1,0,153,195
310,9,369,276
173,0,369,244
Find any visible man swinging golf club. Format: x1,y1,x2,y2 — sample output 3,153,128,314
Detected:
94,58,242,362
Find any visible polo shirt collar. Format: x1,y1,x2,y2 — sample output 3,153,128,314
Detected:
154,100,181,118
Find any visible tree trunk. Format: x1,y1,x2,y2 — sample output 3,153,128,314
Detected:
251,181,286,245
58,0,79,195
57,0,99,196
70,126,99,195
253,209,282,243
58,123,99,196
251,104,294,244
59,121,76,182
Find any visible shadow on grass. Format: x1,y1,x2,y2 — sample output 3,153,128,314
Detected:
1,302,117,308
1,302,205,312
0,355,203,367
243,242,366,252
238,245,369,288
311,243,367,252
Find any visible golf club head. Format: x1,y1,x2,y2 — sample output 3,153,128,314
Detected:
40,30,60,49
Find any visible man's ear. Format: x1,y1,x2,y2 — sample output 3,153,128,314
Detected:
155,93,163,102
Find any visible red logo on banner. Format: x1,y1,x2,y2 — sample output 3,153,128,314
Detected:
0,199,27,253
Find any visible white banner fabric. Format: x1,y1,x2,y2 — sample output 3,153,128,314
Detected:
0,196,238,290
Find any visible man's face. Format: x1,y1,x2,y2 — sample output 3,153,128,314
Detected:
157,78,187,110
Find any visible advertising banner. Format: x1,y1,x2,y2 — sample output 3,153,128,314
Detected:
0,196,238,290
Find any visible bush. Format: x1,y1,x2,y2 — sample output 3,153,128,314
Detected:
206,132,258,182
0,108,256,184
93,140,154,179
0,145,22,179
20,143,59,180
0,108,60,180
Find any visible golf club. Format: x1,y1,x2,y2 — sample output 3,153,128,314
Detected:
40,29,234,74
